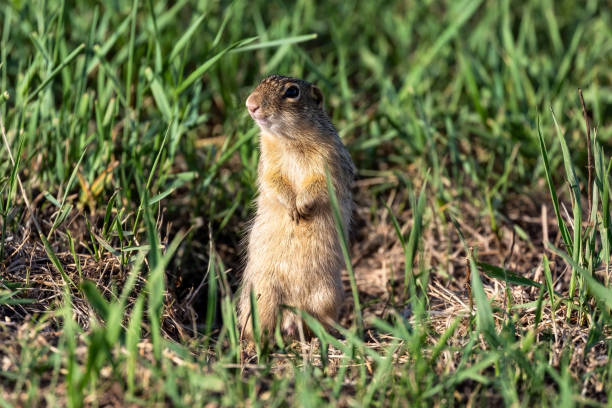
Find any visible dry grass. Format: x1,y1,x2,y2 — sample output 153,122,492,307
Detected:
2,178,610,405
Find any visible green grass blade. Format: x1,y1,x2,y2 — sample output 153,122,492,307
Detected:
25,43,85,104
325,166,362,335
176,37,256,94
204,247,218,336
400,0,483,93
468,250,498,346
168,13,206,62
80,280,110,321
548,243,612,311
144,67,172,122
40,234,75,288
542,255,557,312
404,181,427,296
550,108,583,319
232,33,317,52
126,294,144,395
132,122,171,236
249,288,262,357
536,117,573,251
48,148,87,237
477,262,542,289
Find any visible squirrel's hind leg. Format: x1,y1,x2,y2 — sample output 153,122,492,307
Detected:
238,281,280,342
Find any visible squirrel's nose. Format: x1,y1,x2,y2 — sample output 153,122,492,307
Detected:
246,96,260,114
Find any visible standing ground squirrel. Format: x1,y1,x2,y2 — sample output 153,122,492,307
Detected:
238,75,355,342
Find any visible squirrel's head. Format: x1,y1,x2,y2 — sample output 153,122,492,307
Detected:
246,75,326,139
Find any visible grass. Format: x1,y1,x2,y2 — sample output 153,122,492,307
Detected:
0,0,611,406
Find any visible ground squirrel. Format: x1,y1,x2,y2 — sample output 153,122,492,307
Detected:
238,75,355,342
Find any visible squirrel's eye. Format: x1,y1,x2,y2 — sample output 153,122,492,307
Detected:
283,85,300,99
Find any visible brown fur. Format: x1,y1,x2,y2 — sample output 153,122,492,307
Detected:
239,75,355,342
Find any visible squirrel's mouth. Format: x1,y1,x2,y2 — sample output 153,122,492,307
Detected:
250,113,271,128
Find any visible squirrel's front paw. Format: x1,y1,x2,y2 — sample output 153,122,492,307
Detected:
295,194,316,220
289,206,301,224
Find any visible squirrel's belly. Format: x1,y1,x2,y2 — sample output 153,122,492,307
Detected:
247,202,345,275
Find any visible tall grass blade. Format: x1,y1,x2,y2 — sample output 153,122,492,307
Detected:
176,37,256,94
468,250,498,346
404,181,427,296
550,108,583,319
48,148,87,238
41,234,75,288
232,33,317,52
400,0,483,93
168,13,206,61
80,281,110,321
325,167,362,335
25,43,85,103
477,262,543,289
548,244,612,311
126,294,144,394
145,67,172,122
536,117,572,250
249,288,262,358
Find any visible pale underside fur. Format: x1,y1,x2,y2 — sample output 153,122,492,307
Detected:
238,130,353,341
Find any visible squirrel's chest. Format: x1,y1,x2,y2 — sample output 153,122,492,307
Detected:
279,153,314,188
259,135,325,189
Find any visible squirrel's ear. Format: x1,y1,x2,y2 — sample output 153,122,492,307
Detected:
310,85,324,108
